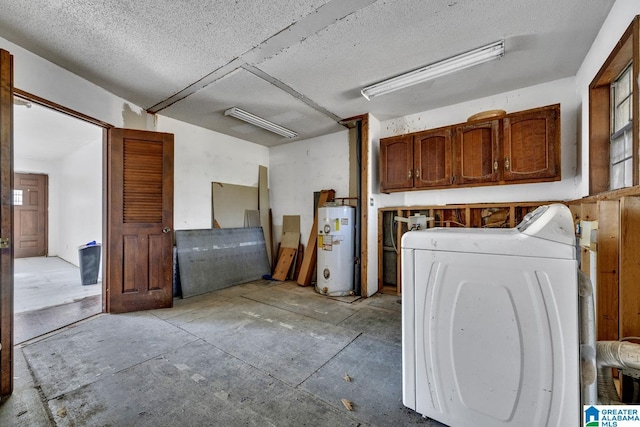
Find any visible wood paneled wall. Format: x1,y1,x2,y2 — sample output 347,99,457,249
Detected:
568,188,640,344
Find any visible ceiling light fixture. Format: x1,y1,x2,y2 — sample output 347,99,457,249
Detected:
361,40,505,100
224,107,298,139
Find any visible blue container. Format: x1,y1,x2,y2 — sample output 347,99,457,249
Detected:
78,242,101,285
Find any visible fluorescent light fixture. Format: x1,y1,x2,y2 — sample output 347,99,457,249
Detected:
224,107,298,138
361,40,505,100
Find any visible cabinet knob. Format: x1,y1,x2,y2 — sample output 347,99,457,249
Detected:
504,157,510,170
415,169,420,178
408,170,412,179
493,161,498,171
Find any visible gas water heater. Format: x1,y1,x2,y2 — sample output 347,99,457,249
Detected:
316,204,355,296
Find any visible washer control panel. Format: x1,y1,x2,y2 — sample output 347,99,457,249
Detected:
516,205,550,232
517,204,576,245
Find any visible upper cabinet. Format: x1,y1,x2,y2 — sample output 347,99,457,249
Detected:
503,104,560,182
380,135,413,192
379,104,561,193
454,120,500,185
380,127,453,193
414,127,453,188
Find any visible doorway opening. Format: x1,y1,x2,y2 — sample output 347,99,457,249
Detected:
13,96,103,343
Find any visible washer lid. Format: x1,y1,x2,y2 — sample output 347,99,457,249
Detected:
517,204,576,246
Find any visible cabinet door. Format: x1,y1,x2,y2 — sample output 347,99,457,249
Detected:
380,135,413,192
414,128,452,188
503,104,560,182
454,120,500,184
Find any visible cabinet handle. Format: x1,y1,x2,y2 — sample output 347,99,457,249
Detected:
416,169,420,178
504,157,510,171
408,170,412,179
493,161,498,171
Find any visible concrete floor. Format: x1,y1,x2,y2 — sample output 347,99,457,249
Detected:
14,295,101,344
14,256,102,344
14,256,102,313
1,279,445,426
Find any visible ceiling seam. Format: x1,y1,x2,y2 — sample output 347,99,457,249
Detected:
146,58,244,114
241,64,343,122
146,0,377,115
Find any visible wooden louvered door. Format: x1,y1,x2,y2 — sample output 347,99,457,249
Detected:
106,128,174,313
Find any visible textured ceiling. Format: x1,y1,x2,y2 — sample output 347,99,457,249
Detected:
0,0,616,146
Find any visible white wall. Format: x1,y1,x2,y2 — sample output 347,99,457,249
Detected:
269,130,350,248
14,143,102,268
576,0,640,196
57,143,102,266
14,157,60,257
156,115,270,230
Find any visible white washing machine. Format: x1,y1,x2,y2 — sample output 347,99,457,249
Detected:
401,204,579,427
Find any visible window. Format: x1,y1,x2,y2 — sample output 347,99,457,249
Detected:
589,16,639,195
13,189,22,206
610,64,633,190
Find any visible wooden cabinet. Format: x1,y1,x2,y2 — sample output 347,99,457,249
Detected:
503,104,560,182
380,135,413,192
414,127,452,188
379,104,561,192
380,128,452,192
454,120,500,185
